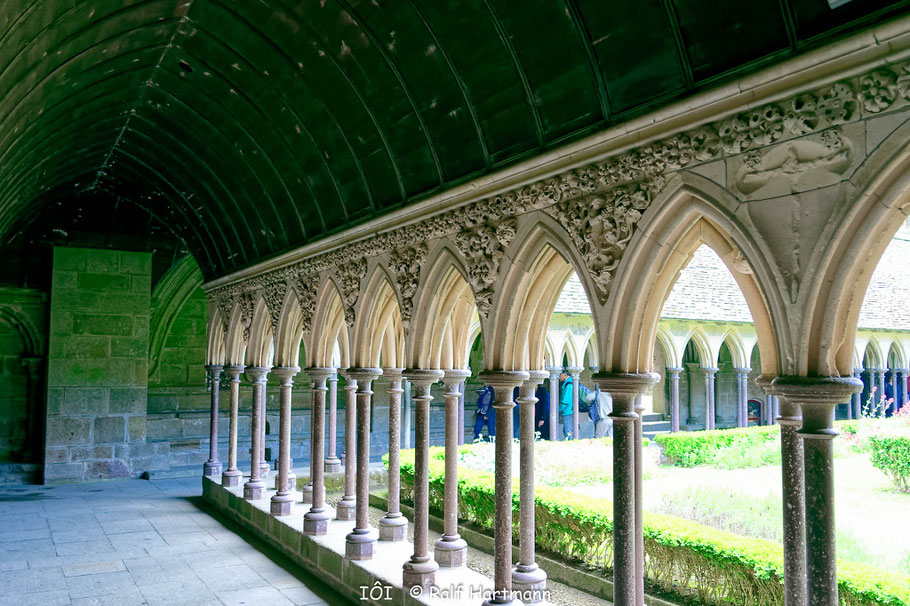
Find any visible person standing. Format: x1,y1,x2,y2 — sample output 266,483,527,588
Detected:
591,386,614,438
472,385,495,442
558,369,574,440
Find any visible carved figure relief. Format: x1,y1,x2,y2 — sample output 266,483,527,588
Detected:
337,258,367,327
291,275,317,335
454,220,517,318
389,244,428,324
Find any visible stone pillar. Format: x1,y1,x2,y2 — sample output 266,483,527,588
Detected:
703,367,718,430
898,369,909,411
774,376,862,606
402,369,445,592
513,370,548,603
876,369,886,416
403,379,412,450
685,362,699,426
569,366,582,439
259,376,269,479
302,379,315,505
325,371,342,473
547,367,560,441
434,369,471,567
243,367,269,500
345,368,382,560
222,365,245,487
303,367,333,534
666,367,682,433
890,370,900,415
735,368,750,428
203,365,224,477
337,373,358,520
270,367,300,516
593,373,656,606
379,369,407,541
458,379,466,446
479,370,529,606
633,393,649,606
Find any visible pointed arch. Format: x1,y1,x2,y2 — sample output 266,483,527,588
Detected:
602,174,783,377
205,301,226,365
244,295,274,367
543,332,559,368
223,300,248,365
408,245,478,370
863,338,884,369
581,327,598,369
307,278,349,368
721,329,748,369
888,341,908,369
351,265,404,369
274,287,306,368
684,327,714,368
488,219,597,371
805,120,910,376
654,325,679,368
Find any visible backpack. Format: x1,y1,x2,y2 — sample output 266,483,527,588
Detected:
588,387,601,423
577,383,591,414
476,386,494,416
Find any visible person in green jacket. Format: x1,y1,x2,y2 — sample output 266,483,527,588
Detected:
558,369,574,440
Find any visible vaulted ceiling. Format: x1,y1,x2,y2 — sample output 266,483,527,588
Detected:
1,0,906,279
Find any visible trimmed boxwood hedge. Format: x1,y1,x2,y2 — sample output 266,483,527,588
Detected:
653,425,780,467
869,433,910,492
394,446,910,606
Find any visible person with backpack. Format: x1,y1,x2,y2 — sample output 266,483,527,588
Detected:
472,385,495,442
586,385,614,438
558,369,574,440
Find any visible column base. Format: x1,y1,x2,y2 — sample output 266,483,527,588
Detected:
512,564,548,604
434,536,467,567
274,471,296,491
259,462,271,478
243,478,265,501
303,509,332,536
402,558,438,593
378,513,408,541
221,469,241,487
269,492,294,516
336,498,356,520
301,482,313,504
203,461,222,477
324,457,342,473
345,529,376,560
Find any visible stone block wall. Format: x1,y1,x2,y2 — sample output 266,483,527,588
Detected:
44,247,151,482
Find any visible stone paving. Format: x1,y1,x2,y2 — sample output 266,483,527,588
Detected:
0,478,350,606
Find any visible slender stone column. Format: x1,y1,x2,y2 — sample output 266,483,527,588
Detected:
547,367,560,441
403,379,412,450
458,380,466,446
401,369,445,592
594,373,656,606
569,366,583,439
735,368,749,427
685,362,699,425
703,367,718,430
379,369,408,541
479,370,529,606
756,375,805,606
345,368,382,560
666,367,682,433
303,367,333,534
259,377,270,479
633,393,648,606
301,379,315,504
203,365,224,477
512,370,548,603
337,373,358,520
898,369,909,411
876,369,886,415
325,371,342,473
774,376,862,606
890,370,900,414
270,367,300,515
221,365,245,487
851,369,862,420
243,367,269,500
435,369,471,566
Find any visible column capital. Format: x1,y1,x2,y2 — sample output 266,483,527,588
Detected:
383,367,405,382
519,370,548,398
773,375,863,435
478,370,529,394
346,367,383,384
545,366,560,376
205,364,224,375
441,368,471,390
403,368,445,393
303,366,332,386
734,367,751,374
245,366,270,383
566,365,584,377
665,366,684,374
754,374,776,394
592,372,657,398
701,366,719,375
224,364,246,380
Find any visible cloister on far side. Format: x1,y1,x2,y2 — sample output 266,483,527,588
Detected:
4,2,910,606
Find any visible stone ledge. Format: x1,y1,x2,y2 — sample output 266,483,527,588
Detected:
202,476,531,605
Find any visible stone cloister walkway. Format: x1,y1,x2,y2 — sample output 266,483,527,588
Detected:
0,478,348,606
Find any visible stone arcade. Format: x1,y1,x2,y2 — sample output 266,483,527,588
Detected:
2,2,910,606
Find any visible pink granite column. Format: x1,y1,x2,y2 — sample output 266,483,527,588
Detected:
666,367,682,433
458,379,467,446
325,371,342,472
379,369,408,541
402,369,444,592
270,366,299,516
337,373,358,520
435,369,471,567
547,367,560,441
303,367,333,534
512,370,548,603
345,368,382,560
735,368,750,427
593,373,655,606
259,373,270,479
569,366,582,439
480,370,529,606
633,393,649,606
221,365,245,487
774,376,861,606
203,365,224,477
302,378,316,505
243,367,269,500
703,367,718,430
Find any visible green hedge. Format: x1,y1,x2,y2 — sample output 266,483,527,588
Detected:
654,425,779,467
395,446,910,606
869,433,910,493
